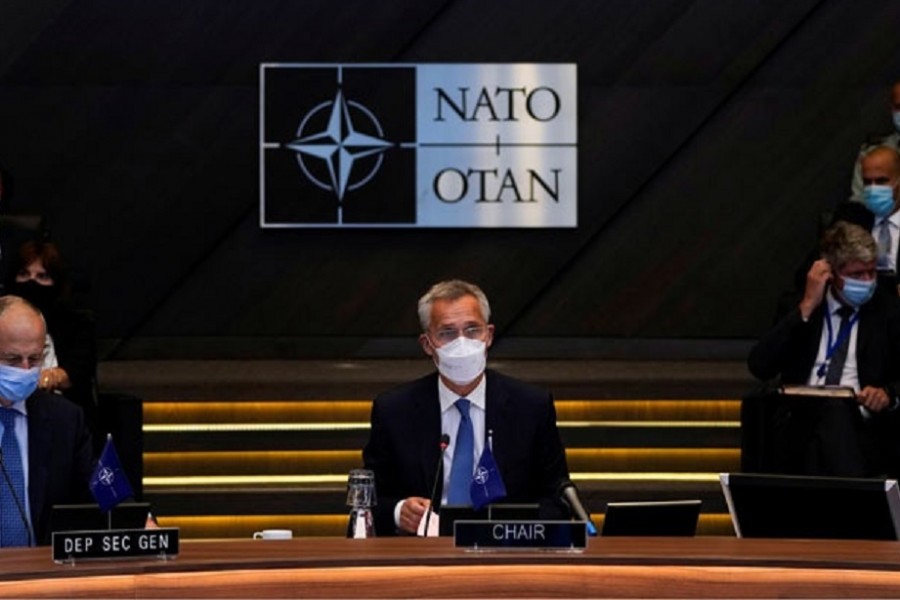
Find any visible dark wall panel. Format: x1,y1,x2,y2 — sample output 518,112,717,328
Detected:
0,0,898,358
513,0,900,339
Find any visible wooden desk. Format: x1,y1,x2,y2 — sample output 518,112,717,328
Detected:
2,536,900,598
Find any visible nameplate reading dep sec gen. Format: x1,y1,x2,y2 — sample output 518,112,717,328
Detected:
454,521,587,550
52,528,179,563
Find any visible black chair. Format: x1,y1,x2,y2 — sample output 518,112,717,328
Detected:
740,387,796,474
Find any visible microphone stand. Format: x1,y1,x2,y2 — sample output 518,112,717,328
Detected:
558,479,598,537
424,434,450,537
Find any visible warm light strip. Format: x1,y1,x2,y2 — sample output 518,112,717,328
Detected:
560,421,738,428
145,475,349,485
144,420,738,433
143,423,369,433
571,472,722,482
144,472,723,487
557,399,740,405
159,513,732,523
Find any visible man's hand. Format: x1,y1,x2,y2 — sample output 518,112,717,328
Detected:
800,259,832,320
398,496,431,534
857,386,891,412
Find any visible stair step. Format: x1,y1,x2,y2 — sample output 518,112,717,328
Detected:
143,448,739,478
152,513,735,538
561,424,739,448
151,512,735,539
142,399,741,423
99,359,753,402
142,423,740,452
145,478,729,515
145,475,736,538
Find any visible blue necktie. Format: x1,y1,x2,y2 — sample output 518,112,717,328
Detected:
447,399,474,505
0,408,29,547
825,306,855,385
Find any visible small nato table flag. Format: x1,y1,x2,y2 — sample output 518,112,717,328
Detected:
470,437,507,510
90,434,134,512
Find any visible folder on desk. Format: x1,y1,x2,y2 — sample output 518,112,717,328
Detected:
779,385,855,399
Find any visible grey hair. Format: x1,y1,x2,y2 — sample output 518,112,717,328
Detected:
417,280,491,330
821,221,878,270
861,145,900,172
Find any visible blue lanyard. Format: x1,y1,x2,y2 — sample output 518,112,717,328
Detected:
815,307,860,379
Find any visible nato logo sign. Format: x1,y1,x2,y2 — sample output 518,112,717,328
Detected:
260,63,577,228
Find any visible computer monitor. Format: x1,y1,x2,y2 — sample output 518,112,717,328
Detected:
601,500,702,536
438,503,540,537
720,473,900,540
50,502,152,533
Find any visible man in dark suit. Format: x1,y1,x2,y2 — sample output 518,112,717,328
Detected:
363,280,570,536
848,81,900,203
0,296,93,546
749,222,900,478
832,146,900,292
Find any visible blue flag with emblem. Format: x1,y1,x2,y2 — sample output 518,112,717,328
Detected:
470,435,507,510
90,435,134,512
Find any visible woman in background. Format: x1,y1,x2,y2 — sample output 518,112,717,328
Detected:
8,240,98,444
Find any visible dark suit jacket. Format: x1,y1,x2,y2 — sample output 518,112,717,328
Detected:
362,369,570,536
747,287,900,476
26,391,94,545
44,305,100,453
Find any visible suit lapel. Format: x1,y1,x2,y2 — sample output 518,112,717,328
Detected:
414,375,442,495
855,295,883,382
806,304,827,373
25,396,50,528
857,301,873,359
895,238,900,274
484,371,511,473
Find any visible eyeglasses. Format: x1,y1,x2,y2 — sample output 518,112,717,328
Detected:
432,325,486,345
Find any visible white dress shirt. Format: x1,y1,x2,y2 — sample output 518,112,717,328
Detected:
807,291,860,391
437,376,486,505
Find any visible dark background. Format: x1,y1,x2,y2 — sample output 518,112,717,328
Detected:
1,0,897,360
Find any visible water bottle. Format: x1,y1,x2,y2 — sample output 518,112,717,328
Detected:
346,468,376,538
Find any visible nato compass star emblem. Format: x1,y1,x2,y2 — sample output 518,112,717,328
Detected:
474,466,490,484
284,89,393,202
97,467,115,486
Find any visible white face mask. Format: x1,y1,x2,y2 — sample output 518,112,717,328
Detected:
433,337,486,386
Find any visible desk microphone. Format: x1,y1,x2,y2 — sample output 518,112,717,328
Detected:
0,448,32,547
558,479,598,537
423,433,450,536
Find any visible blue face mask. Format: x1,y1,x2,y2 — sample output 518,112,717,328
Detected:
0,365,39,405
893,111,900,134
863,184,896,218
840,276,877,307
